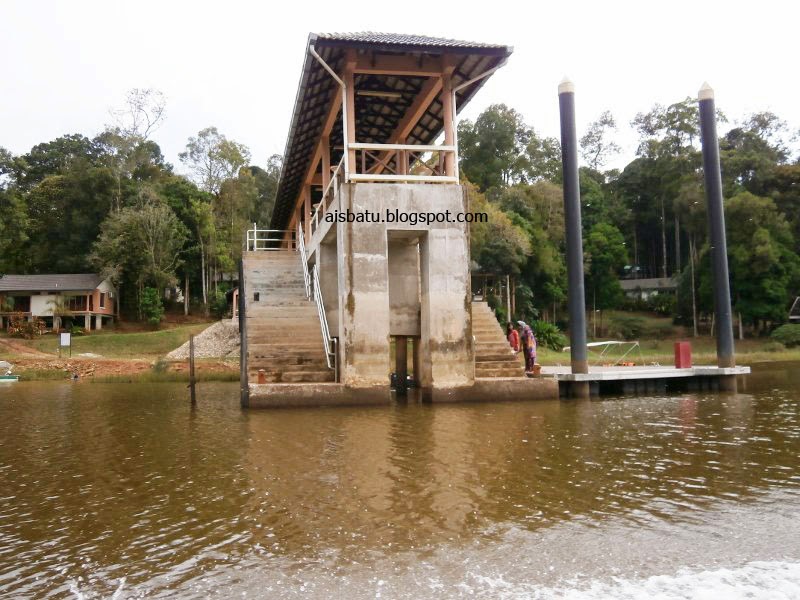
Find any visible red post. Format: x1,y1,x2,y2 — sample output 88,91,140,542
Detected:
674,342,692,369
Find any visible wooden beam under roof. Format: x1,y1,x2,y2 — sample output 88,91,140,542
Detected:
354,53,443,77
369,76,443,174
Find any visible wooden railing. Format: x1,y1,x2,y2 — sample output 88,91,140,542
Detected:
348,143,457,184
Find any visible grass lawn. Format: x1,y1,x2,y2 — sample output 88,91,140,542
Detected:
23,323,211,358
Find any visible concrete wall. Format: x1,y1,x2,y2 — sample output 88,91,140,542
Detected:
30,294,58,316
318,238,340,337
335,182,473,390
388,238,420,336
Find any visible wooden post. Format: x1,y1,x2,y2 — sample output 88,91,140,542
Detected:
303,184,312,242
441,58,456,178
189,334,197,405
344,50,357,177
321,135,331,190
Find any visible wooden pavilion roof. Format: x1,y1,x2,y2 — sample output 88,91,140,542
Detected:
270,32,512,230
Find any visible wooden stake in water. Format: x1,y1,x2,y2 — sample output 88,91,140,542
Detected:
189,334,197,405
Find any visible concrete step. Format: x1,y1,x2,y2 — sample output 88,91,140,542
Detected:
249,370,335,383
248,361,329,373
247,354,329,366
475,366,525,378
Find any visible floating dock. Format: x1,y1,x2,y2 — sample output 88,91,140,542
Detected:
541,365,751,397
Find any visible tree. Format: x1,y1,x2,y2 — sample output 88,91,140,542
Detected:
458,104,531,190
584,223,628,335
108,88,167,141
179,127,251,194
580,110,621,170
0,148,28,272
723,192,800,333
249,154,282,225
469,186,531,276
91,190,188,316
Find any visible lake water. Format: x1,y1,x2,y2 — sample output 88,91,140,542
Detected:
1,364,799,599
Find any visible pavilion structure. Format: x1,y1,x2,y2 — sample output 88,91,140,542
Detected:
239,32,557,407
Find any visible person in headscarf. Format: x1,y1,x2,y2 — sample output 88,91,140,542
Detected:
517,321,537,372
506,322,520,353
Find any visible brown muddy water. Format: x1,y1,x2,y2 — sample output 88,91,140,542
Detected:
1,363,799,599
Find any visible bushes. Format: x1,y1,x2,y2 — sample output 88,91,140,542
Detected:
530,320,568,351
771,324,800,347
608,314,646,340
139,287,164,327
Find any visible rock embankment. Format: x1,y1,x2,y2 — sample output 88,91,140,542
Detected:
166,320,239,360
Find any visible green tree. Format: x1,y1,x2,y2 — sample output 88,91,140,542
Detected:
584,222,628,335
139,287,164,327
179,127,251,194
723,192,800,332
580,110,621,170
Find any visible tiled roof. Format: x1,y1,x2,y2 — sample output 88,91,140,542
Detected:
270,32,511,230
0,274,105,293
316,32,510,51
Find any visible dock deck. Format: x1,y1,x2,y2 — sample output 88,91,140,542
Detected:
540,365,751,396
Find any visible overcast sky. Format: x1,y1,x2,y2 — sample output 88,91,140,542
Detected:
2,0,798,174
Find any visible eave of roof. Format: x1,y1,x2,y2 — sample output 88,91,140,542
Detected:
0,274,105,293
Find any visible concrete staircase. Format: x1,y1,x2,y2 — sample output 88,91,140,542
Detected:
243,251,335,384
471,301,526,378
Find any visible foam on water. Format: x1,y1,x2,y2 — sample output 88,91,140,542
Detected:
465,561,800,600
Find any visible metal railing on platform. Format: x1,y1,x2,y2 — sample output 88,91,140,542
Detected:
245,225,293,251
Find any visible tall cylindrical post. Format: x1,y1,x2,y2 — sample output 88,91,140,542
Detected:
698,82,736,376
558,78,589,395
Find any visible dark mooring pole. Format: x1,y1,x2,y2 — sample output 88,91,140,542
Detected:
698,83,736,391
189,333,197,405
558,78,589,398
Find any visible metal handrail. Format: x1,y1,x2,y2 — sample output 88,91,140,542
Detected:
296,223,311,300
312,263,337,373
311,156,344,236
246,224,293,251
297,225,337,375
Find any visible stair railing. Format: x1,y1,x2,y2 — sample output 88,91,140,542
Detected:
296,223,311,300
297,224,337,378
312,263,337,375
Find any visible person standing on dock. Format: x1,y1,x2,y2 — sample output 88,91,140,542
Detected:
518,321,537,373
507,322,520,353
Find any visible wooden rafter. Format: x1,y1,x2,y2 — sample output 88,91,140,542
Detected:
370,76,443,174
355,53,443,77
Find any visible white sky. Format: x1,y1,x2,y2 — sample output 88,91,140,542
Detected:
1,0,798,174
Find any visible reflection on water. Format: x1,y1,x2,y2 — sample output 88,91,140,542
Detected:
0,363,798,598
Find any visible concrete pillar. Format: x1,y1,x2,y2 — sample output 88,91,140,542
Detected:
419,227,474,389
96,315,103,330
337,186,392,387
336,182,473,393
318,239,340,337
84,314,90,329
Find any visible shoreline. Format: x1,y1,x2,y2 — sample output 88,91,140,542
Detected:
5,350,798,383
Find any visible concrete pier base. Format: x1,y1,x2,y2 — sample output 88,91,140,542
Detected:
248,377,559,408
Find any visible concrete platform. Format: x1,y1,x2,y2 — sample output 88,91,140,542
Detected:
247,383,391,408
541,365,751,381
540,365,750,396
246,377,559,408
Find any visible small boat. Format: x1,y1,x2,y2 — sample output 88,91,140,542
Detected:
0,375,19,382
